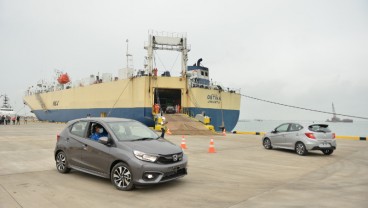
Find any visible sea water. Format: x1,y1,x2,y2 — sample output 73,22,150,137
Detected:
234,120,368,137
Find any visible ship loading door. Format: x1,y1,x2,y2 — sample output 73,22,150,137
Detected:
154,89,181,113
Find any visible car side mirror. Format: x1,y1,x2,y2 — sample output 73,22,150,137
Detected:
99,136,109,145
271,129,278,134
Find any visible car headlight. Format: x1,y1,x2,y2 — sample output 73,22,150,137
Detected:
133,150,158,162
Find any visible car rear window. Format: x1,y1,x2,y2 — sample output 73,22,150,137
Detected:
308,124,331,133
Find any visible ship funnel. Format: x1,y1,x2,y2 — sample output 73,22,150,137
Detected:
197,58,203,66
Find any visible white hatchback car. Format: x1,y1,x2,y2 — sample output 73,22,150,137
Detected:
262,123,336,156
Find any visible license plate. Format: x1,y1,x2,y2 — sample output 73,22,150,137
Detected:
319,143,331,148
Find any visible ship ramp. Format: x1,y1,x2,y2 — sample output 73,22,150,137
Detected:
163,114,217,135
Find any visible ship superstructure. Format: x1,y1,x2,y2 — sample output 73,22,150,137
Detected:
23,32,241,131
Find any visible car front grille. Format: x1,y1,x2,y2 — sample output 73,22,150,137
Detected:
162,168,187,181
156,153,183,164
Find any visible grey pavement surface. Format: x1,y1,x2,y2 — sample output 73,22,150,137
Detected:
0,123,367,208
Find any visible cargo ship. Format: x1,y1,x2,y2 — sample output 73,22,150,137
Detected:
23,32,241,131
326,103,353,123
0,94,15,117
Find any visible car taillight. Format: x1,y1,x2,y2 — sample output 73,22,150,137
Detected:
332,133,336,139
305,133,316,139
57,134,60,141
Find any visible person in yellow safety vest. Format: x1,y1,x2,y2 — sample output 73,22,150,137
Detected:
154,103,160,114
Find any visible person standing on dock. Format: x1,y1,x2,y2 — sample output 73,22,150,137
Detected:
16,115,20,125
6,115,10,125
154,103,160,114
160,117,168,138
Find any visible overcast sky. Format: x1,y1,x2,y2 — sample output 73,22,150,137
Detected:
1,0,368,121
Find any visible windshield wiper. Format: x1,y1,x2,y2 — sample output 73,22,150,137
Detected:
135,137,155,141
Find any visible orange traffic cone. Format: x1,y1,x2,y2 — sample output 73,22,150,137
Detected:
208,138,216,153
222,128,226,136
166,128,172,135
181,136,187,149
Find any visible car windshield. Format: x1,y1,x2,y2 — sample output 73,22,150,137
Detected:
107,121,160,141
308,124,331,133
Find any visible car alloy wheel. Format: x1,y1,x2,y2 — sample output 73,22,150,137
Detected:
56,151,71,173
263,138,272,149
295,142,308,156
322,149,334,155
111,162,134,191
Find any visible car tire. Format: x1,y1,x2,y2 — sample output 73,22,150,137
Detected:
56,151,71,173
111,162,135,191
321,149,334,155
263,138,272,149
295,142,308,156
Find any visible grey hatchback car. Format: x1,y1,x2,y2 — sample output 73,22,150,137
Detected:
262,123,336,156
54,117,187,191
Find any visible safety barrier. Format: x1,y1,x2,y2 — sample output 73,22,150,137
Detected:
232,131,265,136
232,131,367,141
335,135,367,141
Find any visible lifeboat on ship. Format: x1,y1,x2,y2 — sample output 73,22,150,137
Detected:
57,73,70,84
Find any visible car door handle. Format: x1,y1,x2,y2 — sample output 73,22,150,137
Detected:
83,144,88,150
66,138,70,142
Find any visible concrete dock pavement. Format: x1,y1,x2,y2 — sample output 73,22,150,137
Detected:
1,123,368,208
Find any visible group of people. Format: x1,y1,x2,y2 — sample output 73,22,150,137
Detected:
0,115,27,125
153,103,181,114
174,104,181,113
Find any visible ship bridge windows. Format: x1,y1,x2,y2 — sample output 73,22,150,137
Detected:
200,71,208,77
190,78,210,88
154,89,181,114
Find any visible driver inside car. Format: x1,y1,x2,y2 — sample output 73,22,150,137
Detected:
90,124,108,141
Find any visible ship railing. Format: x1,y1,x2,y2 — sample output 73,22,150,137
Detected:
148,30,187,38
188,81,241,94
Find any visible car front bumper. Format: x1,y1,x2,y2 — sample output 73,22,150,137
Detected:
129,155,188,185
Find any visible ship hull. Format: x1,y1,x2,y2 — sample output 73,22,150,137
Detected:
185,107,239,131
31,107,155,126
25,76,241,131
31,107,239,131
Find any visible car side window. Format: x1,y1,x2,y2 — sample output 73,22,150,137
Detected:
87,122,109,141
289,124,301,132
70,121,88,137
290,124,303,131
276,124,289,132
296,124,303,131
